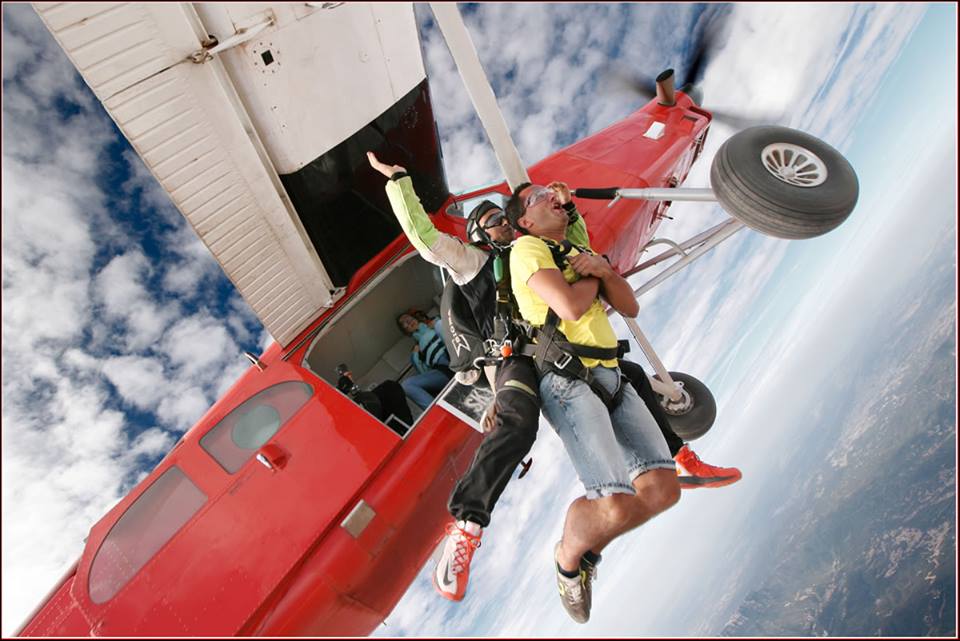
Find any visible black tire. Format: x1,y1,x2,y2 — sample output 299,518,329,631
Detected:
710,126,859,239
654,371,716,441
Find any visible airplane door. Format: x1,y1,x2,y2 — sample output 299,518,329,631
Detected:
78,365,400,636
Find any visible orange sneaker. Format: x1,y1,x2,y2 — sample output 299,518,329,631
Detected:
675,445,742,489
433,521,482,601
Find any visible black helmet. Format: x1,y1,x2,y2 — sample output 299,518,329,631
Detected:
466,200,504,246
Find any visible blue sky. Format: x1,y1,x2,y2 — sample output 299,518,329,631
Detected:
2,2,956,636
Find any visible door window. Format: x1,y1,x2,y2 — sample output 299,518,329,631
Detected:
200,381,313,473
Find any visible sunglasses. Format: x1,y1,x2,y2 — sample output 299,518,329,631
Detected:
524,186,554,209
481,211,508,229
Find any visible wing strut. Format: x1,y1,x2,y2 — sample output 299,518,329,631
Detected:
429,4,530,191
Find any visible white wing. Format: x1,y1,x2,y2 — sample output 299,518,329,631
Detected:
33,2,444,346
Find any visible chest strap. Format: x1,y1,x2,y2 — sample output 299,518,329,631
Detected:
492,251,514,345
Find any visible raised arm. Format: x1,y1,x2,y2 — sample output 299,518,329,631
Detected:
564,204,590,249
368,152,486,285
549,181,590,249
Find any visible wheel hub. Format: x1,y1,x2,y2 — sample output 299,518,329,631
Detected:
660,382,694,415
761,143,828,187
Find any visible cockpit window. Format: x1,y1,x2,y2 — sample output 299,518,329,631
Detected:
200,381,313,473
88,466,206,603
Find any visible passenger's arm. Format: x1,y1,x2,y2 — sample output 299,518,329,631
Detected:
548,181,590,249
568,253,639,318
410,347,427,375
525,269,601,321
367,152,487,285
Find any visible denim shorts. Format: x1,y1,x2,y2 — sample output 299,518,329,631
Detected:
540,366,676,499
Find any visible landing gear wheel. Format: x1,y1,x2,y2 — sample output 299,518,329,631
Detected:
710,126,859,239
654,371,716,441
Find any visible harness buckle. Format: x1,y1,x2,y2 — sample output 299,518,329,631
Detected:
553,352,573,370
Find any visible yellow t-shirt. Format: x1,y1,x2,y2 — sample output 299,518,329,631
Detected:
510,235,619,368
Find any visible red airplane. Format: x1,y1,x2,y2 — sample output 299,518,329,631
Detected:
18,3,857,636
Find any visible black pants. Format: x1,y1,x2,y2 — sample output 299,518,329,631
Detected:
371,380,413,435
619,359,685,457
448,356,684,527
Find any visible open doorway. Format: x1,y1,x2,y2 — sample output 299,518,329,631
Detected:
301,253,450,434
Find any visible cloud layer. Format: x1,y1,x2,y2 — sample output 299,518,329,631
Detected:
1,5,264,632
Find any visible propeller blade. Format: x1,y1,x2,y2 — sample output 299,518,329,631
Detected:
705,107,786,131
430,3,530,191
681,5,732,87
684,39,710,89
602,66,657,101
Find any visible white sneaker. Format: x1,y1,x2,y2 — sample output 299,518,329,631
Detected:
433,520,482,601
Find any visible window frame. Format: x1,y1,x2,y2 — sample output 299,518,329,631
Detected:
198,380,314,474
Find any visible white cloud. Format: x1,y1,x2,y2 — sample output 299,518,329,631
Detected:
156,388,211,433
94,251,177,352
158,213,226,300
101,355,169,412
1,4,268,633
95,252,152,314
226,294,260,347
162,313,237,379
128,427,176,461
2,375,130,635
258,329,276,354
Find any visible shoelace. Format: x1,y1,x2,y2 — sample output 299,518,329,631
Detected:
679,449,714,475
446,524,481,575
560,564,597,601
684,450,733,476
562,573,584,600
679,447,702,466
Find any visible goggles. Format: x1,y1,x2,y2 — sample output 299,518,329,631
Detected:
481,211,508,229
524,186,554,209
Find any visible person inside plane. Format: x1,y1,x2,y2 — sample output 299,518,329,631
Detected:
335,363,413,435
367,151,741,605
396,310,454,410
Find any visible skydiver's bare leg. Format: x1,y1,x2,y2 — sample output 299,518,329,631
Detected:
555,469,679,571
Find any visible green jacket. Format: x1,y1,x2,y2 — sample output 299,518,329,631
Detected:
385,176,592,286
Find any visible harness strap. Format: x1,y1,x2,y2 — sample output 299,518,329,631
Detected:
546,239,590,270
519,340,627,361
492,250,515,346
526,310,627,410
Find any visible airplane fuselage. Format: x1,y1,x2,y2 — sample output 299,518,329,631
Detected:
18,87,709,636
